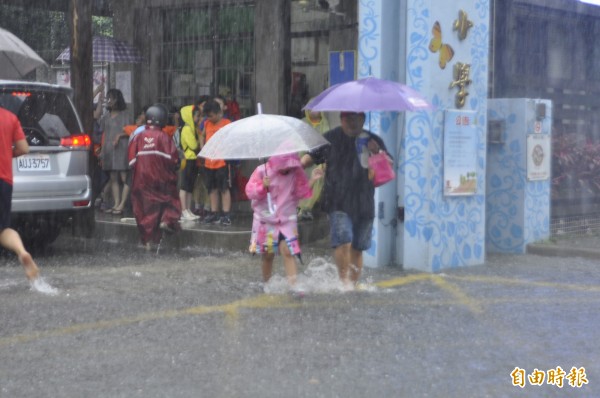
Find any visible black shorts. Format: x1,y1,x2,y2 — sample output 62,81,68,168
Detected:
181,159,199,193
204,166,231,192
0,179,13,230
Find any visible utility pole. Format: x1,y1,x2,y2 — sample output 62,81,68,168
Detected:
69,0,95,236
69,0,93,135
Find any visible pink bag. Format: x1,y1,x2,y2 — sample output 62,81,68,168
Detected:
368,152,395,187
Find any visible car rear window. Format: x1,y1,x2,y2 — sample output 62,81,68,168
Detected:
0,89,80,145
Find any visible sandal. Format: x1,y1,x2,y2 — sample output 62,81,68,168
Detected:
112,208,123,215
104,207,117,213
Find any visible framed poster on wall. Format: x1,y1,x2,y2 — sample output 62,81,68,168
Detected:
526,134,550,181
55,65,108,96
443,109,478,196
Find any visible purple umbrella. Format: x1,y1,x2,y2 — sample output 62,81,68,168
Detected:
303,76,432,112
56,35,143,63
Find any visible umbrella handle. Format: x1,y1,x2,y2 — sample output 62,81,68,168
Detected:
267,192,275,214
262,159,275,214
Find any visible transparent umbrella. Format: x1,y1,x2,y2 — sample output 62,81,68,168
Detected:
198,113,329,160
0,27,47,79
198,109,329,214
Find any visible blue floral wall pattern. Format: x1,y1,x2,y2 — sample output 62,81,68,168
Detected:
358,0,402,265
487,99,551,253
403,0,490,271
356,1,491,270
358,0,379,79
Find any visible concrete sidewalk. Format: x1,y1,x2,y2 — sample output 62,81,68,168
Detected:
94,208,600,263
93,208,330,254
528,234,600,260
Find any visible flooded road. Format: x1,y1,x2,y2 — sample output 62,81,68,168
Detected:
0,237,598,397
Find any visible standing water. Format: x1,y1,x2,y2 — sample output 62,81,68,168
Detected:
262,257,379,295
30,277,59,296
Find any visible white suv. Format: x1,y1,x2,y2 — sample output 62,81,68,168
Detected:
0,80,94,249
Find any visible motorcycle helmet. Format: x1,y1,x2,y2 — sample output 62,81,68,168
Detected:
145,103,168,127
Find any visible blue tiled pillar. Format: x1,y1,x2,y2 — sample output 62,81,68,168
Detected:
357,1,491,271
487,99,552,253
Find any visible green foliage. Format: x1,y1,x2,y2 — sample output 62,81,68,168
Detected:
0,5,112,62
0,5,69,62
92,16,113,37
218,5,254,35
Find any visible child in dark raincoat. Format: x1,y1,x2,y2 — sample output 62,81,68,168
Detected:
128,104,181,250
245,152,322,290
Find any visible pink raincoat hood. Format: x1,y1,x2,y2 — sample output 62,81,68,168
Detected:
267,153,302,173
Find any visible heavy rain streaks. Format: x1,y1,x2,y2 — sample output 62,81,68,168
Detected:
1,0,600,397
1,236,600,397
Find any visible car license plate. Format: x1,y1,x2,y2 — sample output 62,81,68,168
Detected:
17,154,51,171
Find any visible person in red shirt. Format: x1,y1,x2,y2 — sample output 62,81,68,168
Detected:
0,107,41,283
202,99,232,225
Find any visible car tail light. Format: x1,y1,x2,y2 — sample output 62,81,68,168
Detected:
61,134,91,148
73,200,90,207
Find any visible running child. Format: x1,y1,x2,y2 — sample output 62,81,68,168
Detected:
245,152,322,291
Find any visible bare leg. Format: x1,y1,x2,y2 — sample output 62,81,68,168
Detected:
102,181,111,205
279,243,297,286
110,171,121,209
0,228,39,280
115,171,129,211
210,190,219,212
179,190,188,212
349,248,363,283
185,192,192,212
261,253,275,282
221,189,231,213
334,242,352,287
192,175,203,210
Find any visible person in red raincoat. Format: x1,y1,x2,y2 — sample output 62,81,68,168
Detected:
128,104,181,249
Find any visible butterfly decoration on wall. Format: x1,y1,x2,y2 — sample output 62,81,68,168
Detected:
429,21,454,69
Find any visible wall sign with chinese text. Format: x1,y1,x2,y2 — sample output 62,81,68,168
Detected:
444,109,477,196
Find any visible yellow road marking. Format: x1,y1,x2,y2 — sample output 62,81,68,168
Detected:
374,273,433,288
430,275,484,314
0,294,301,348
374,272,485,314
2,273,599,348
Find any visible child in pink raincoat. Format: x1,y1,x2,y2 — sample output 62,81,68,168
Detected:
245,152,322,289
